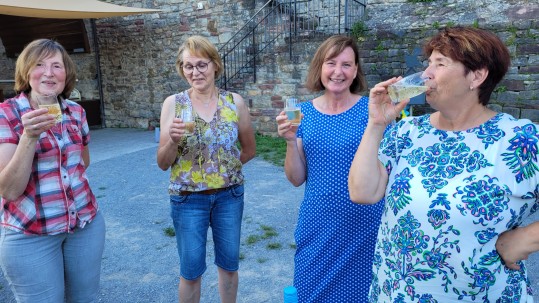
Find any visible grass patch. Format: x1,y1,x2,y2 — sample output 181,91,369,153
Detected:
257,257,269,263
244,224,283,251
245,234,261,245
255,133,286,166
163,227,176,237
239,252,246,260
260,225,278,239
267,242,282,250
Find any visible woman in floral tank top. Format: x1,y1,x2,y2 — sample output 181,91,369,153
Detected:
157,36,255,303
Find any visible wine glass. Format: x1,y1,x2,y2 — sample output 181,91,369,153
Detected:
284,98,302,126
36,93,62,123
180,107,195,136
387,72,429,104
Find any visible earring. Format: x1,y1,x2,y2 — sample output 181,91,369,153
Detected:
470,86,474,90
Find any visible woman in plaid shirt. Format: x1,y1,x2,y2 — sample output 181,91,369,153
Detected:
0,39,105,303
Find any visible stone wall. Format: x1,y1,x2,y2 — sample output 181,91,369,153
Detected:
0,0,537,134
360,0,539,122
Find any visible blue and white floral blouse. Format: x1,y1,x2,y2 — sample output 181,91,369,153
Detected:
370,113,539,302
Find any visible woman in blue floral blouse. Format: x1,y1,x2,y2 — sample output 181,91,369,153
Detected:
348,26,539,302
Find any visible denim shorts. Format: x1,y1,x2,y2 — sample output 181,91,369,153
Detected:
170,184,244,280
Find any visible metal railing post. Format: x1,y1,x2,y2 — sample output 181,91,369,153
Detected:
218,0,366,88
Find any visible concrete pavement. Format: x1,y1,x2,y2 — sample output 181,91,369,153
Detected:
1,128,539,302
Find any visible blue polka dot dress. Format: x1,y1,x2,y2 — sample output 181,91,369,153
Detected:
294,97,385,302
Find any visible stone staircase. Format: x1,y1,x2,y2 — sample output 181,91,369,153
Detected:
217,0,366,134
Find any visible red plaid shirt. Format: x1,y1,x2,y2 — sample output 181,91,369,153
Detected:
0,93,98,235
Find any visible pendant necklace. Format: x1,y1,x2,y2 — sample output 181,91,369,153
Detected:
202,87,219,107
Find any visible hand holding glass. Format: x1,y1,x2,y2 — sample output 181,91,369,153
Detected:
36,94,62,123
388,72,428,104
180,108,195,136
285,98,302,126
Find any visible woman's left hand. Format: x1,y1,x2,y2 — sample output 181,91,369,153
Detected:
496,227,528,270
276,111,299,142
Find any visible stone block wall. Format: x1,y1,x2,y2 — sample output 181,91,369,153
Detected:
0,0,537,133
360,0,539,122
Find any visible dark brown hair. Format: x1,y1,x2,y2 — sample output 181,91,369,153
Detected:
305,35,367,94
175,35,224,80
14,39,77,99
423,26,511,105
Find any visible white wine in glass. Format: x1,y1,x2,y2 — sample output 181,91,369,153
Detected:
180,107,195,136
388,72,428,104
36,94,62,123
285,98,302,126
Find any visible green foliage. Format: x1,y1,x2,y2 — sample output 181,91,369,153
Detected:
163,227,175,237
375,42,385,53
494,86,507,93
433,21,456,29
255,133,286,166
472,20,479,28
526,29,538,39
507,26,518,35
267,242,282,250
351,21,369,41
245,224,282,251
246,234,261,245
260,225,278,239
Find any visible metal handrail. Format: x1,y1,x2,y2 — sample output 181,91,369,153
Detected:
218,0,366,90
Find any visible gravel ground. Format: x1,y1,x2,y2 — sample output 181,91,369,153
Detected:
0,129,302,302
2,128,539,302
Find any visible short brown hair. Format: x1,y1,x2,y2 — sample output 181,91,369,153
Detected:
175,35,224,80
305,35,367,94
14,39,77,99
423,26,511,105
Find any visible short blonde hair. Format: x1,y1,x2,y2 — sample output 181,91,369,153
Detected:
305,35,367,94
14,39,77,99
175,36,223,80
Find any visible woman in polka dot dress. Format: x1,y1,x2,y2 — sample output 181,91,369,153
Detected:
276,35,385,302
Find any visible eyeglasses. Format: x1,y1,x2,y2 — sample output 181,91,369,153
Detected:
182,60,212,74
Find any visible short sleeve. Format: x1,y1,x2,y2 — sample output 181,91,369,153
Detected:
81,107,90,146
0,103,20,144
296,101,309,139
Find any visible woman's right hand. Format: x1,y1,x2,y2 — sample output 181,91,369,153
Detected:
21,108,55,139
276,111,298,142
168,117,189,144
369,77,410,127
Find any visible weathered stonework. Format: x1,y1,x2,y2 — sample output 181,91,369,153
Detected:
0,0,537,134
